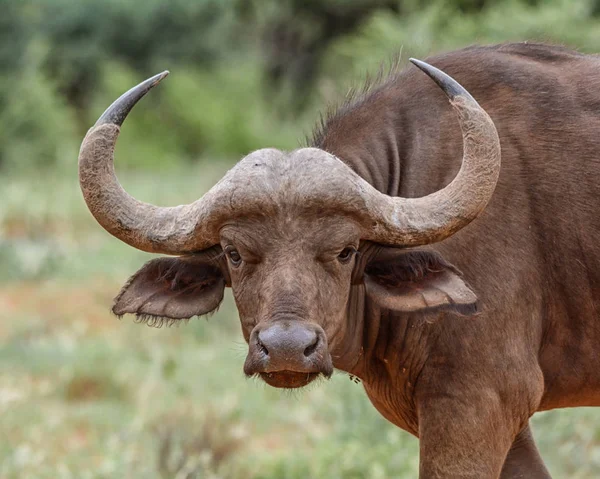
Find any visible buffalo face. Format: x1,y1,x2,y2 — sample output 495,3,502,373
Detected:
220,213,362,388
111,198,480,389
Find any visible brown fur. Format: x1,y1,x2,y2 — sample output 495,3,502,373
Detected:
107,42,600,477
313,42,597,477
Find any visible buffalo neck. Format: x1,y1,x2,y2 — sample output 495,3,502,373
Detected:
313,68,467,432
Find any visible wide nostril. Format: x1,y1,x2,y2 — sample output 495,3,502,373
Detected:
257,336,269,356
303,334,319,357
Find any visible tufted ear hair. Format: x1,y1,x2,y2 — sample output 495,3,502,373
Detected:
112,246,228,326
360,247,478,316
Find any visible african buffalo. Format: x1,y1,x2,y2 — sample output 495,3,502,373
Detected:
78,43,599,477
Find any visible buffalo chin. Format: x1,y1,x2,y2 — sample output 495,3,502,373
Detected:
259,370,321,389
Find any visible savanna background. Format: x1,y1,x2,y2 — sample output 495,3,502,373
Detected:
2,0,600,477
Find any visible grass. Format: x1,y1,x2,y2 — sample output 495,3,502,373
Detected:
2,164,600,478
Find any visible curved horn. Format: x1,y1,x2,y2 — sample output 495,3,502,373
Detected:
363,59,501,246
78,72,223,254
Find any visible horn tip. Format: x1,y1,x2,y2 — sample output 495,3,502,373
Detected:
154,70,170,84
409,58,430,74
409,58,473,102
94,70,170,128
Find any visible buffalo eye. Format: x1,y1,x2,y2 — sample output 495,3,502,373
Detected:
226,248,242,266
338,247,357,264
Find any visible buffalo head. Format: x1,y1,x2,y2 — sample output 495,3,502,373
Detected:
78,60,500,388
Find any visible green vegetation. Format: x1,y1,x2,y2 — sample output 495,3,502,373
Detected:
3,0,600,172
3,0,600,477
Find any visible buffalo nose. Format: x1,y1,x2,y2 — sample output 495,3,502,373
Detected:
257,322,320,360
245,320,330,375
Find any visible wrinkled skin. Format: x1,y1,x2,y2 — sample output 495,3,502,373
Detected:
222,215,358,386
89,43,600,478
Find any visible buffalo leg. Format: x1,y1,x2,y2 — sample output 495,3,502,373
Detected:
499,424,551,478
417,394,517,478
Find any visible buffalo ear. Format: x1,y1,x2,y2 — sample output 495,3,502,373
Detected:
363,249,478,316
112,248,227,324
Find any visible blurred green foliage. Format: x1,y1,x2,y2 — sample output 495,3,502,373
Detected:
2,0,600,173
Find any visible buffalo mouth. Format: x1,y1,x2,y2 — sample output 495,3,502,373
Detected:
259,370,325,389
